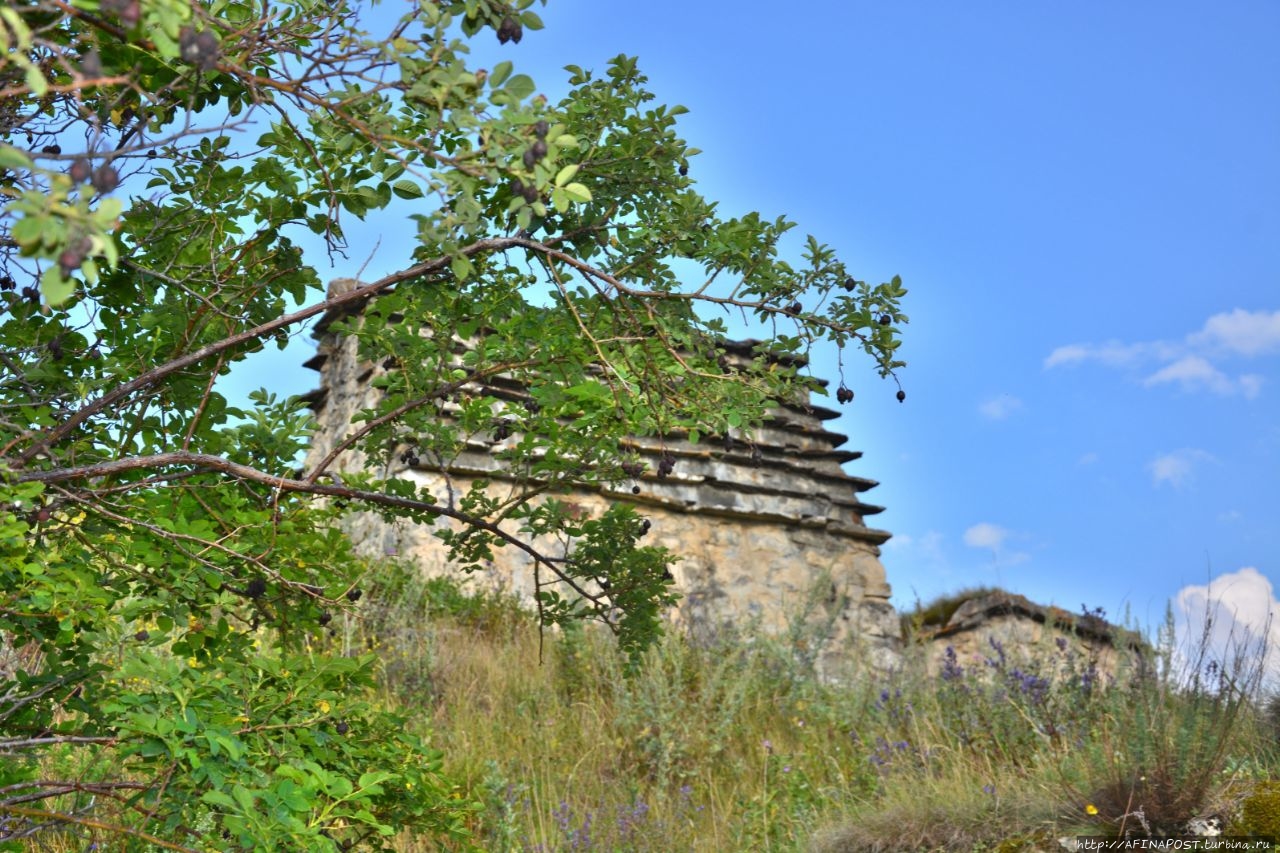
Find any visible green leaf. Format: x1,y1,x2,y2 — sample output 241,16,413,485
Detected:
95,197,124,222
504,74,536,101
554,164,580,187
40,266,75,306
0,145,33,170
489,60,513,88
24,65,48,96
201,789,237,809
0,9,32,48
450,255,473,281
562,182,592,203
357,770,396,788
277,781,311,812
391,179,424,199
232,784,256,814
10,215,44,249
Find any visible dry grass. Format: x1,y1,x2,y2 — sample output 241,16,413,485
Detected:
356,567,1280,852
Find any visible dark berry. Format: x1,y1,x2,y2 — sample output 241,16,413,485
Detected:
785,301,802,316
179,27,221,71
640,519,651,536
58,247,84,277
631,486,641,495
69,158,92,183
335,720,350,735
530,139,548,161
896,390,906,403
101,0,140,27
496,16,523,44
522,147,538,169
620,460,645,478
135,629,150,641
346,588,362,602
879,314,891,326
842,276,856,292
836,386,854,404
318,610,332,627
91,164,119,192
522,183,539,203
679,163,689,177
0,276,14,292
656,451,675,479
245,577,267,599
533,120,549,138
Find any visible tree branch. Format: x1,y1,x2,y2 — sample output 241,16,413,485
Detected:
17,451,605,609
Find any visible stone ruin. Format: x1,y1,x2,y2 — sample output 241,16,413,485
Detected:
912,589,1151,685
301,283,902,675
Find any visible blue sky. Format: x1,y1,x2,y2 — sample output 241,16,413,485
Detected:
232,1,1279,652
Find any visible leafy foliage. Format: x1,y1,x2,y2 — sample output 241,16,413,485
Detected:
0,0,906,847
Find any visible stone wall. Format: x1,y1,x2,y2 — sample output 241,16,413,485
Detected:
914,590,1150,684
302,291,902,675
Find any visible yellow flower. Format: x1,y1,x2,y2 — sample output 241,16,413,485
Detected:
318,700,331,714
1085,804,1099,816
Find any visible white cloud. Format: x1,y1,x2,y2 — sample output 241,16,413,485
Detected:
1142,355,1263,398
1045,307,1276,398
963,522,1009,550
1189,308,1280,357
1148,448,1213,489
978,394,1023,420
1173,567,1280,688
962,522,1031,567
885,529,943,557
882,530,949,573
1044,340,1167,369
1240,374,1265,398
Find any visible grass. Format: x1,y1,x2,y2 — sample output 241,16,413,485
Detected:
353,563,1280,852
15,561,1279,853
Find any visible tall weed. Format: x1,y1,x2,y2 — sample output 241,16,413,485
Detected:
347,568,1279,852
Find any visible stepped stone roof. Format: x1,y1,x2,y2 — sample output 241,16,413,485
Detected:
301,316,891,546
